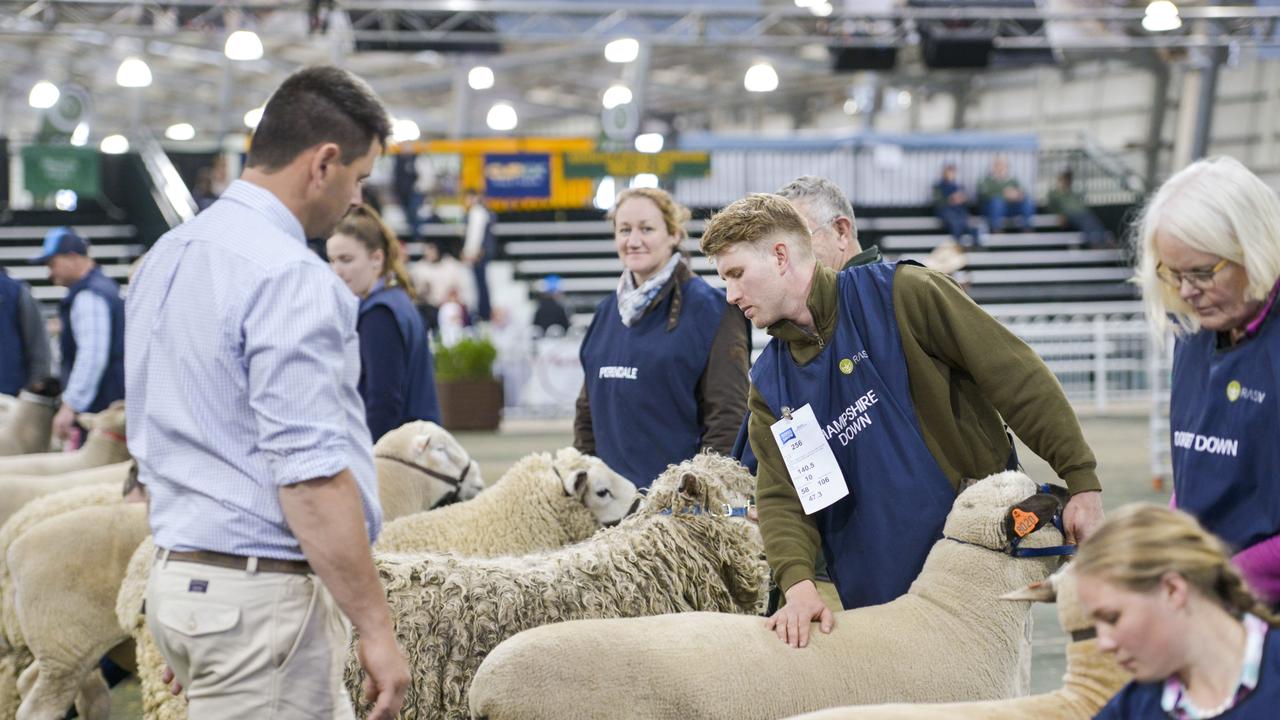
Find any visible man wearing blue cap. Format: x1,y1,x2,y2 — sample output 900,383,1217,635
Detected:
34,226,125,441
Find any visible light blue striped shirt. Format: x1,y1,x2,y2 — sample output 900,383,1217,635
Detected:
63,290,111,412
125,180,381,560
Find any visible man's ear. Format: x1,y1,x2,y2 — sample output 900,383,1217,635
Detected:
772,240,789,270
832,217,853,249
310,143,342,184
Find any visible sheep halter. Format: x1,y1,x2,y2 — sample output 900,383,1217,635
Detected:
945,484,1077,559
374,452,473,507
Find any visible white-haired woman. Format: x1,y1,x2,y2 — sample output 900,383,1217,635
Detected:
1136,155,1280,604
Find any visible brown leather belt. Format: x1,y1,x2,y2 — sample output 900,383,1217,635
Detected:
160,548,312,576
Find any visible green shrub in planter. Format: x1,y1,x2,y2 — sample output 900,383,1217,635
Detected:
434,336,498,382
433,336,502,431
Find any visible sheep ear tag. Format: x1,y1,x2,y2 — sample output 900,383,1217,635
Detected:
1005,493,1077,558
1010,509,1041,538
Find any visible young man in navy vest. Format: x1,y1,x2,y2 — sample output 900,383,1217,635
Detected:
33,227,125,442
0,266,52,396
701,193,1104,648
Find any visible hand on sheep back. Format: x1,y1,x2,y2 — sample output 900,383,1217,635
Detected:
0,380,61,457
0,401,128,476
375,447,637,556
780,564,1132,720
372,421,487,521
0,461,134,530
467,471,1067,720
346,451,768,720
8,502,149,720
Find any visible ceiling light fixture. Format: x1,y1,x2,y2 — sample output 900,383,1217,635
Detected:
604,38,639,63
468,66,495,90
744,62,779,93
164,123,195,141
602,85,633,109
486,103,518,131
224,30,264,61
100,135,130,154
116,57,152,88
1143,1,1182,32
634,133,664,153
28,81,59,109
243,107,264,129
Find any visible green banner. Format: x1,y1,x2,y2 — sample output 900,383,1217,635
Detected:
563,151,711,179
21,145,100,197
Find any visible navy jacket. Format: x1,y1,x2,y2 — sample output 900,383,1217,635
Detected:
0,270,28,395
358,283,441,440
58,266,125,412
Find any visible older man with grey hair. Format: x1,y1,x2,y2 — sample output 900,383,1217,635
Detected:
775,175,880,271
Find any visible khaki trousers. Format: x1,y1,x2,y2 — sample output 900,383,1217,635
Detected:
146,554,355,719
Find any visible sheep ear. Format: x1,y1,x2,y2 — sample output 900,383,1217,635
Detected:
573,470,590,498
76,411,99,430
1005,493,1060,543
411,433,432,455
1001,577,1058,603
678,473,699,497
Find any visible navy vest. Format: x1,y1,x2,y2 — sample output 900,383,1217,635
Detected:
580,274,726,488
58,266,125,412
0,270,29,395
1094,629,1280,720
1170,307,1280,552
359,284,442,429
751,263,956,609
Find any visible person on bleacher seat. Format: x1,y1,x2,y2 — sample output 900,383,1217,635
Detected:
32,227,124,443
932,163,982,247
574,187,750,489
1048,169,1111,247
978,155,1036,233
0,265,52,396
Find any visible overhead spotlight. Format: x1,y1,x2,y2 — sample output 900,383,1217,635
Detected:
54,189,78,212
391,118,421,143
593,177,616,210
793,0,819,7
1143,1,1182,32
634,133,664,154
898,90,912,108
28,81,59,109
604,38,639,63
744,62,779,93
164,123,195,141
70,122,89,147
631,174,659,189
843,99,860,115
602,85,632,109
100,135,129,154
116,57,152,88
486,102,518,131
468,65,495,90
243,107,264,129
811,2,834,17
224,30,264,61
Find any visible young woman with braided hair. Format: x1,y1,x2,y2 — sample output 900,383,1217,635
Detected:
328,204,441,440
1079,504,1279,719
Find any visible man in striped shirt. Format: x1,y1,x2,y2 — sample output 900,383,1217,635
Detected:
33,227,125,443
126,67,408,719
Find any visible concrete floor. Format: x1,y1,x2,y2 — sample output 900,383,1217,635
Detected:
110,411,1159,714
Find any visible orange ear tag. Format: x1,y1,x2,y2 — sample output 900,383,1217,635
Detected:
1011,508,1040,538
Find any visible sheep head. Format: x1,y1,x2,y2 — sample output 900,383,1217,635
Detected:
641,451,757,517
78,400,126,437
943,470,1066,557
553,447,638,526
1001,563,1092,635
374,421,485,501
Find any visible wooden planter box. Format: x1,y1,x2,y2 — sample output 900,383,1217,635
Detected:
437,378,503,432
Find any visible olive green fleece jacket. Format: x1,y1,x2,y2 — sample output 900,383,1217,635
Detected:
748,263,1100,594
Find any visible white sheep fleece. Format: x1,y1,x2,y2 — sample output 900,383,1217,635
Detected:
785,563,1131,719
0,392,57,457
0,462,133,531
468,471,1065,720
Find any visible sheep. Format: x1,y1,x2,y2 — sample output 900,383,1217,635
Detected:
0,395,14,422
375,447,636,555
782,563,1131,720
467,470,1067,720
0,483,125,720
113,421,486,720
0,401,128,476
0,462,133,531
0,380,61,458
339,451,767,720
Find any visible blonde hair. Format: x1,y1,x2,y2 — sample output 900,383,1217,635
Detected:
1075,504,1277,625
1134,156,1280,339
700,193,813,260
608,188,691,246
333,204,415,297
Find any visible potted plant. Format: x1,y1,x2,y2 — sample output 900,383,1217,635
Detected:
434,335,502,431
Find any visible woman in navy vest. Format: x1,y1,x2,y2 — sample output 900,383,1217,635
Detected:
1078,504,1280,719
327,205,441,441
1135,156,1280,605
574,188,749,489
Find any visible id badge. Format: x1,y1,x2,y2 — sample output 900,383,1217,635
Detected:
770,403,849,514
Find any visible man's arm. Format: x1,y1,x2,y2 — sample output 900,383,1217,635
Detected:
15,282,51,383
280,470,409,719
572,384,595,455
749,386,832,646
55,291,112,439
895,266,1103,539
695,306,750,456
462,205,488,262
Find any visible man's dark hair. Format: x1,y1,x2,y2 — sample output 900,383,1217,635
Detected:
247,66,391,171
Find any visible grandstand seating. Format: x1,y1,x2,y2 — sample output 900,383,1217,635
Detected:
0,208,142,311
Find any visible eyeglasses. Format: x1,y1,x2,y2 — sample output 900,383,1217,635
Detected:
1155,258,1230,290
806,217,839,236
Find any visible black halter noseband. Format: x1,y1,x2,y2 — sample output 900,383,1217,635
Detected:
374,453,474,508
